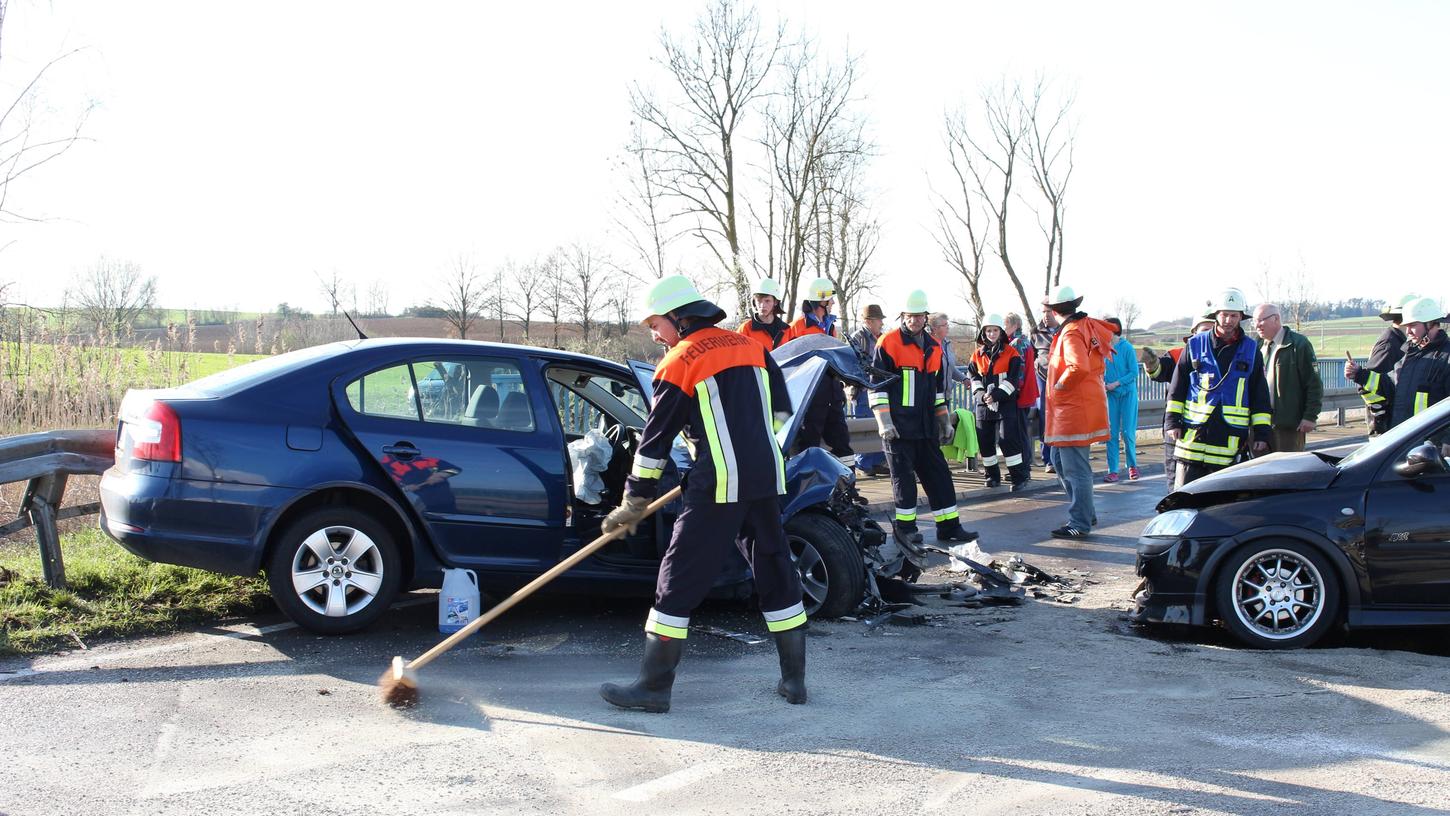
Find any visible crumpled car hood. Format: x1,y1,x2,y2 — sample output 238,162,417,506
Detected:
772,335,873,388
1157,451,1340,511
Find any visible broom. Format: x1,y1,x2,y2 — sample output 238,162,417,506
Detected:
380,485,683,708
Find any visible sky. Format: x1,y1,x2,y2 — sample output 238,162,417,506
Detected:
1,0,1446,326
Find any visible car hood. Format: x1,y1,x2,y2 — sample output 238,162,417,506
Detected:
772,335,873,388
1157,451,1340,511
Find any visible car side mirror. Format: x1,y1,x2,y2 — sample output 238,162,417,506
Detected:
1396,444,1447,478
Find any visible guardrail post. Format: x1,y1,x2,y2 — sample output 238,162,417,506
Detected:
26,473,68,589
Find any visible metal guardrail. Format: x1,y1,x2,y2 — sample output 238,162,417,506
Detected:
0,429,116,588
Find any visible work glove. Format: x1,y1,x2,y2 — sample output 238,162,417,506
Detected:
936,409,953,444
989,387,1011,406
876,410,900,442
602,494,651,535
1136,347,1158,368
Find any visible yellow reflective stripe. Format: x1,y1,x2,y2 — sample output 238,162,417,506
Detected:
1415,392,1430,414
631,463,664,479
1165,400,1186,415
869,391,889,406
934,507,960,522
695,380,732,503
902,369,916,407
1235,377,1246,408
766,612,808,632
895,506,917,521
1251,412,1272,426
756,368,786,494
645,608,689,639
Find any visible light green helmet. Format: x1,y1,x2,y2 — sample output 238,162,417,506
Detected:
639,274,725,326
752,278,784,299
1380,292,1422,321
1401,296,1445,326
901,289,930,315
804,277,836,301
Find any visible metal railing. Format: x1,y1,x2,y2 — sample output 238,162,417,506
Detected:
0,429,115,588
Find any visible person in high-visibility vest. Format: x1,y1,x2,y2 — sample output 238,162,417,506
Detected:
1164,288,1272,489
738,277,791,350
1139,318,1214,495
782,276,856,466
1370,296,1450,429
1345,293,1417,435
967,313,1030,490
600,275,807,713
870,289,979,547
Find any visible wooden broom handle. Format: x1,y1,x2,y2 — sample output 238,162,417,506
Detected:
408,485,683,671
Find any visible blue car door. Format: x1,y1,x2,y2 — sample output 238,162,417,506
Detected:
335,353,567,572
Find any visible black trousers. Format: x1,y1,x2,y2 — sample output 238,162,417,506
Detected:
794,376,853,458
1163,441,1177,495
654,496,804,625
978,407,1029,484
885,437,960,529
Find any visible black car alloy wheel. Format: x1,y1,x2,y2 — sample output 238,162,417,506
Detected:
1214,539,1340,649
784,513,865,619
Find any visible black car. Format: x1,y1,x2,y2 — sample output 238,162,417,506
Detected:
1133,399,1450,648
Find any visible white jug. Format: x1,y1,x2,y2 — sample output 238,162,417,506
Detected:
438,568,480,634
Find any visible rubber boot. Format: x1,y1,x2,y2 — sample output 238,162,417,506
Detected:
600,633,683,713
773,627,808,704
1007,463,1030,491
936,520,980,543
983,464,1002,488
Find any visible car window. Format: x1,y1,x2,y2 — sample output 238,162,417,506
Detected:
344,364,420,420
544,367,648,437
409,358,535,432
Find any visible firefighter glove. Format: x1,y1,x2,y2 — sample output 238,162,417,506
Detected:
1137,347,1157,368
935,409,953,444
876,411,899,442
989,387,1011,406
603,494,652,535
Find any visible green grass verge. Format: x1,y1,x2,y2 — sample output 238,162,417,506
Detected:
0,527,274,657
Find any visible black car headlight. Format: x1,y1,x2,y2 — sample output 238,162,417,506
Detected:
1141,509,1198,539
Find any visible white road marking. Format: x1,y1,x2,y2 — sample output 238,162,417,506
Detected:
611,764,725,802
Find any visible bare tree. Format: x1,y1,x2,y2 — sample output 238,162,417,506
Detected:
631,0,784,317
829,190,881,333
930,129,992,326
945,82,1036,325
1021,78,1075,294
536,249,568,347
563,243,608,344
316,270,346,316
0,0,94,238
1111,297,1142,335
365,280,390,317
433,254,483,340
614,122,684,282
507,257,545,342
68,256,157,338
757,42,866,318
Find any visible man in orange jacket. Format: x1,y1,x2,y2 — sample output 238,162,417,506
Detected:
1042,285,1117,539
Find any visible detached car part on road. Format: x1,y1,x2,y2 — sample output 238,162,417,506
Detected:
1133,399,1450,648
100,339,902,634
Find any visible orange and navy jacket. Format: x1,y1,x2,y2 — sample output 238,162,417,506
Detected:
626,326,792,504
869,327,946,439
737,317,790,350
967,342,1024,421
781,313,838,344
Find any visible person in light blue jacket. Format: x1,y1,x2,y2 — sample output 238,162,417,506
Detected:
1102,318,1139,482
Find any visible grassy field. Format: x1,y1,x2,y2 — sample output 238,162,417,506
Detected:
0,528,272,656
1138,315,1390,357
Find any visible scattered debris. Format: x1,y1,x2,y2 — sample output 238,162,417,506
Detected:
694,625,767,645
317,688,331,696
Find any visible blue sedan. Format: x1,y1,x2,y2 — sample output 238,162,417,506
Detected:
99,338,886,633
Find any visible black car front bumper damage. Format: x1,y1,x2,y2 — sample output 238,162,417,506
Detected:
1131,536,1223,626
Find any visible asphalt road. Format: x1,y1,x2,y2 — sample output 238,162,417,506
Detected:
4,474,1450,815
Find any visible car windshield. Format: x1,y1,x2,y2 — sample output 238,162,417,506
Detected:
1337,399,1450,469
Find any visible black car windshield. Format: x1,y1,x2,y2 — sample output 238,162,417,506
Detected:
1337,398,1450,469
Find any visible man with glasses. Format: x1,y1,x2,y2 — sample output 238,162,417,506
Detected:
1252,303,1322,453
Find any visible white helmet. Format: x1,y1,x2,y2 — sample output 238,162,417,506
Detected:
1379,292,1422,321
1042,285,1082,309
1203,287,1250,318
1401,296,1445,326
900,289,930,315
980,313,1005,330
804,277,836,301
752,278,784,299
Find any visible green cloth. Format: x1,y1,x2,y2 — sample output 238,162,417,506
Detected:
940,408,979,462
1260,327,1323,428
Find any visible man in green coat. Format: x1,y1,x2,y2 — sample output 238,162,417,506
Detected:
1252,303,1323,453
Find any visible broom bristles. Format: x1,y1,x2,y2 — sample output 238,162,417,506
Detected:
379,655,419,708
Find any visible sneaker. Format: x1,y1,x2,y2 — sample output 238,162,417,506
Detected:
1104,472,1120,484
1128,467,1141,481
1043,464,1056,474
1050,525,1089,539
